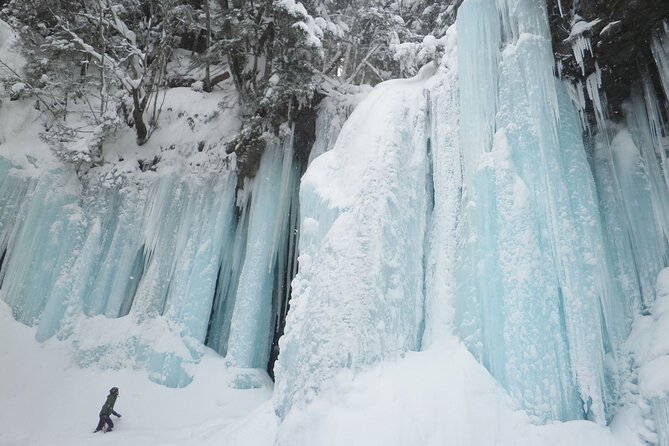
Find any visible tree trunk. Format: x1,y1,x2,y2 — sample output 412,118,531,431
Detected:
217,0,245,98
204,0,212,91
132,89,148,145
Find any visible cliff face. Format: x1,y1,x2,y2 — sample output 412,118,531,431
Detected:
547,0,669,123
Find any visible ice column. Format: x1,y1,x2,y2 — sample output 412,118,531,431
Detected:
35,178,149,342
205,203,249,356
0,159,34,266
455,0,627,423
132,171,238,386
422,29,463,347
0,166,84,326
0,155,244,387
224,135,301,369
457,0,499,180
275,71,434,418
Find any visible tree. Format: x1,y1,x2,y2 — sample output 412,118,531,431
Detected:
1,0,183,150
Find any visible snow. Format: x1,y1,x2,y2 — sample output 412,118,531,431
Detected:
0,19,26,78
276,62,436,418
0,300,277,446
1,4,669,446
569,18,602,39
614,268,669,446
0,300,630,446
637,268,669,396
190,80,204,92
307,84,372,165
277,337,628,446
276,0,324,48
600,21,622,37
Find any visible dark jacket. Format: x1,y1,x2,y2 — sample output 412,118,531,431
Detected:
99,393,119,417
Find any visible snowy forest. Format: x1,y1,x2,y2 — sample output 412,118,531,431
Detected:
0,0,668,444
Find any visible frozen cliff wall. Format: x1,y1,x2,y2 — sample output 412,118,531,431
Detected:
0,0,668,440
454,0,632,424
275,0,669,432
274,62,443,418
0,89,302,387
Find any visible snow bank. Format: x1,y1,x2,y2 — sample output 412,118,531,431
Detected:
277,337,626,446
0,300,277,446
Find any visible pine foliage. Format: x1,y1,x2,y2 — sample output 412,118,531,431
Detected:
0,0,457,176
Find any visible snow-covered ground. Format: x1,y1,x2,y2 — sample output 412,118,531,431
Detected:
0,299,276,446
1,296,641,446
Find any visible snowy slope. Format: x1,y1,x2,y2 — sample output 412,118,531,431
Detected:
0,300,277,446
0,299,631,446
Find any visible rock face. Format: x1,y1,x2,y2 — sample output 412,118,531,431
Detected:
547,0,669,123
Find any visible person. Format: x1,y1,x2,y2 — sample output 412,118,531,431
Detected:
94,387,122,433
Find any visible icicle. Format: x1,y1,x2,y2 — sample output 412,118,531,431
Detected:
585,63,609,137
640,74,669,205
457,0,501,181
565,81,588,130
571,35,593,76
651,21,669,104
225,134,301,370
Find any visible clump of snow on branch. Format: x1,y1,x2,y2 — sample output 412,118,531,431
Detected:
391,34,450,76
276,0,324,48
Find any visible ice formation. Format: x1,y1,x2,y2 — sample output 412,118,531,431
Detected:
0,137,300,386
276,0,669,429
274,64,440,417
0,0,668,440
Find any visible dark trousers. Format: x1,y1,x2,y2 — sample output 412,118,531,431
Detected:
95,414,114,431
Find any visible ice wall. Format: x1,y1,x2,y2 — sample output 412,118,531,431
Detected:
0,165,84,327
225,136,301,369
274,66,439,418
0,140,300,387
454,0,636,424
584,20,669,437
274,0,668,426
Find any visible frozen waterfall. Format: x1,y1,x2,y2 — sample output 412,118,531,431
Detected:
275,0,669,431
1,0,669,440
0,137,301,387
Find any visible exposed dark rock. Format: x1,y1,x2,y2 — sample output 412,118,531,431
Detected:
292,92,324,166
547,0,669,124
